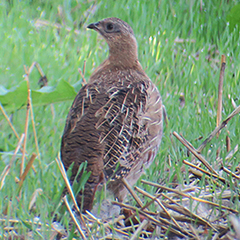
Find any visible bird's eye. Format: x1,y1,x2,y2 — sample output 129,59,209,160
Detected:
106,23,114,31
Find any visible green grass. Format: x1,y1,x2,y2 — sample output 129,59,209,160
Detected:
0,0,240,238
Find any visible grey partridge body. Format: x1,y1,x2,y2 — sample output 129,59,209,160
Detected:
61,18,163,212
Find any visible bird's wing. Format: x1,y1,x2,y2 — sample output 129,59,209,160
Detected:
61,80,149,181
95,80,149,181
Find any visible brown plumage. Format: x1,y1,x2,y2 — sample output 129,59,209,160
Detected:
61,17,163,212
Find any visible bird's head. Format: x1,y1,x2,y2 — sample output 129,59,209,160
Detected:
87,17,139,67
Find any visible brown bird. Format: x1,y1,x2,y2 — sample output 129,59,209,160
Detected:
61,17,163,212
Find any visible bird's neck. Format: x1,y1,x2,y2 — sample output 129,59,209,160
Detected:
89,56,144,84
106,42,142,71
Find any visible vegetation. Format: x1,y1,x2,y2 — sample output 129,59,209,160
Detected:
0,0,239,239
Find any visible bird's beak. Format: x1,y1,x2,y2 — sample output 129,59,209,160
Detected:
87,22,100,30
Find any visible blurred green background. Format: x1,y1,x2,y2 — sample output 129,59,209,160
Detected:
0,0,239,238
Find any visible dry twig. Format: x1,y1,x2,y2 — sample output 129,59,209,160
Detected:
216,55,226,137
63,196,87,240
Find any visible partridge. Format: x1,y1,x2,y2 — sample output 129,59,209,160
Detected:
61,17,163,212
